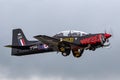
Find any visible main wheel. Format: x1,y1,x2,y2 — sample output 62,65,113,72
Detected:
72,49,84,58
58,42,71,57
61,49,71,56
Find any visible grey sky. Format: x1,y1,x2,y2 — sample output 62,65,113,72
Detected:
0,0,120,80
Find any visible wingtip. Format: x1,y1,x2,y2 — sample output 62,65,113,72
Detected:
33,35,39,38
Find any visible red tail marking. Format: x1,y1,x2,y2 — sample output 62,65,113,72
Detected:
20,38,26,46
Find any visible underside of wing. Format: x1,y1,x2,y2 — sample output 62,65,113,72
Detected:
34,35,60,50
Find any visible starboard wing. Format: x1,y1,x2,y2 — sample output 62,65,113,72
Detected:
34,35,84,50
34,35,60,50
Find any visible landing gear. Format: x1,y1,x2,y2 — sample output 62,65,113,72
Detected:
58,42,71,57
61,49,71,56
72,49,84,58
89,47,96,51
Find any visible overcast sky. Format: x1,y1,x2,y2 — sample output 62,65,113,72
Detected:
0,0,120,80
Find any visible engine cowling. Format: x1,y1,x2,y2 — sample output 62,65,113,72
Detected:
86,34,107,51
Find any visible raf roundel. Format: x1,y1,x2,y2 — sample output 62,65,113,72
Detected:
43,44,48,49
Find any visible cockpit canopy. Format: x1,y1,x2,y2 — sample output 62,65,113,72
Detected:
55,30,87,37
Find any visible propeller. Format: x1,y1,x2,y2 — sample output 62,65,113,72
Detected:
103,26,113,48
109,27,114,38
104,26,114,37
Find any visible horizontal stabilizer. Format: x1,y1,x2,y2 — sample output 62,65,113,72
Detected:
5,45,30,50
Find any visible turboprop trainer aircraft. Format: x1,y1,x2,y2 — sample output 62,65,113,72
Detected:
5,28,112,58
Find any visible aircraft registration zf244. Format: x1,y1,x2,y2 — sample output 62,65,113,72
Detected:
5,29,112,58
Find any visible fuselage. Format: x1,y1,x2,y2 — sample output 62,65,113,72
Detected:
6,29,111,58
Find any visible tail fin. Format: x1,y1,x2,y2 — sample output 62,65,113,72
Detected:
11,29,29,55
12,28,28,46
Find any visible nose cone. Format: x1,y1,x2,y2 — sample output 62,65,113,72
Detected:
104,33,112,39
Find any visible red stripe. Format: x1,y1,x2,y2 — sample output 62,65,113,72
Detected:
21,38,25,46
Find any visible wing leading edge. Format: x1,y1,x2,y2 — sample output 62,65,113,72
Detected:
34,35,83,49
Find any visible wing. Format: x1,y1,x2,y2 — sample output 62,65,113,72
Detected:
34,35,60,50
34,35,83,50
34,35,59,45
